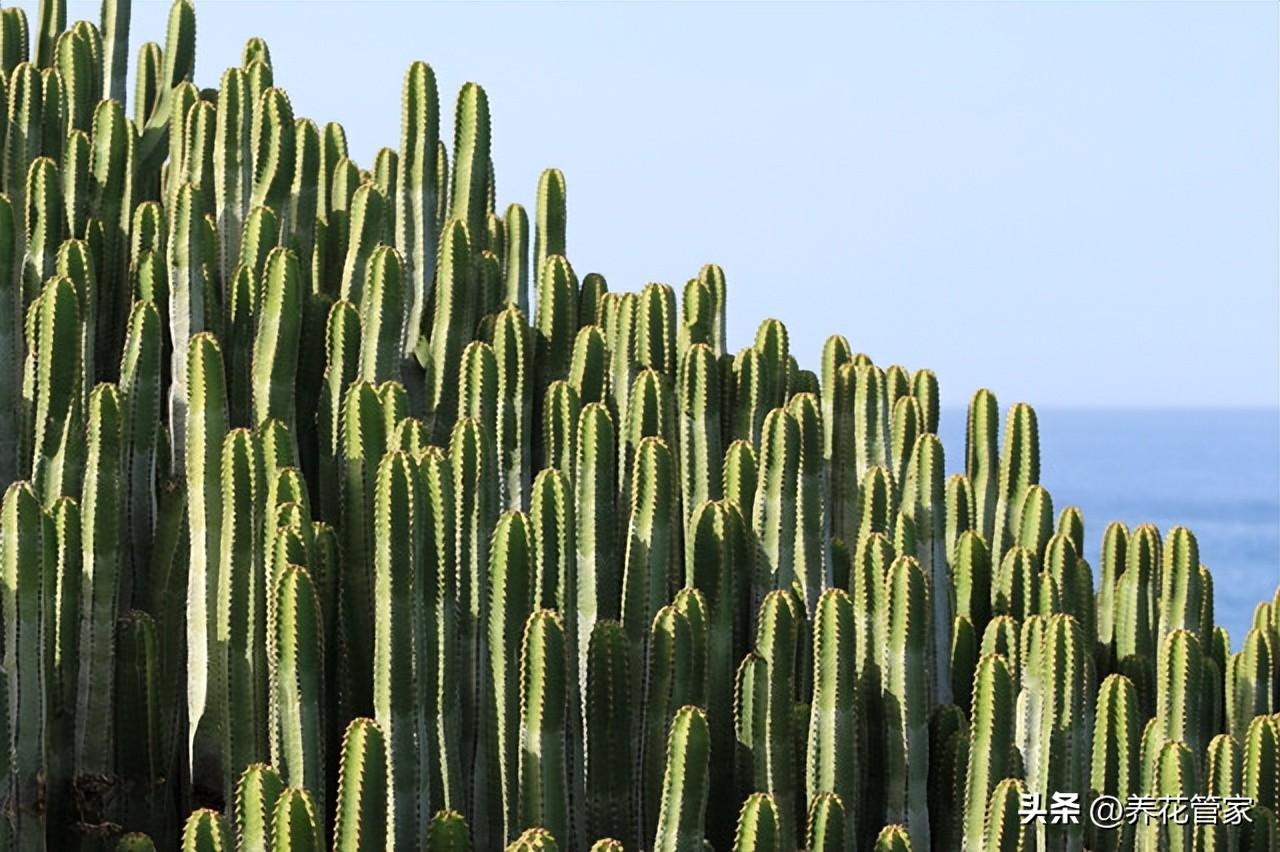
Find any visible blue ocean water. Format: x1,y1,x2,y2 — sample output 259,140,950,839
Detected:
936,407,1280,647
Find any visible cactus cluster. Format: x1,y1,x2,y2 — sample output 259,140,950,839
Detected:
0,2,1273,851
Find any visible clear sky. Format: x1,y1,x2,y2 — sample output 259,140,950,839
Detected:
35,0,1280,408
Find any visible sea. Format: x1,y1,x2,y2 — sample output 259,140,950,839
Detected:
935,407,1280,648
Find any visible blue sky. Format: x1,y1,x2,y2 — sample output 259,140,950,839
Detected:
37,1,1280,407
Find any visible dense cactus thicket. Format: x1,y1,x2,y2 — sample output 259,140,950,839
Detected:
0,1,1275,850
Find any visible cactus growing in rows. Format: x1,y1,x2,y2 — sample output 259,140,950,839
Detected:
0,3,1270,847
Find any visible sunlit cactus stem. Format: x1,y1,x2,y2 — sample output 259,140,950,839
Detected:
518,609,569,845
651,705,711,852
883,555,931,850
333,717,389,852
3,481,51,844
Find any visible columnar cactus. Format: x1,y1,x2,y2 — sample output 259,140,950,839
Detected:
1087,674,1140,852
236,763,285,852
333,717,389,852
961,653,1017,852
806,588,858,848
651,705,711,852
883,555,931,850
754,589,800,850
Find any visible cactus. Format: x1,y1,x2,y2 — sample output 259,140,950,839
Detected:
883,556,930,850
752,590,800,850
584,618,634,843
181,809,231,852
273,563,326,821
372,450,430,849
751,408,799,618
806,588,858,848
982,778,1032,851
1022,614,1092,852
482,511,535,845
429,810,474,852
960,653,1016,851
332,717,389,852
1087,674,1140,852
425,219,473,441
651,705,711,852
991,402,1039,562
732,793,781,852
3,480,50,844
236,763,284,852
0,4,1270,847
271,787,323,852
517,609,569,844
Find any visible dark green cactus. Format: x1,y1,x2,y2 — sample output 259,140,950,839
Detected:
333,717,389,852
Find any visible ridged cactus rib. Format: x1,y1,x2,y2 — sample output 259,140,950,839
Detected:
518,609,569,845
959,653,1016,852
651,705,711,852
542,381,579,482
184,334,228,794
751,407,799,615
732,792,781,852
621,436,677,729
250,246,302,425
903,431,952,703
333,717,389,852
1087,674,1139,852
1229,626,1276,742
219,428,267,808
450,82,490,250
945,473,976,566
181,809,231,852
506,827,560,851
273,564,326,821
636,282,677,380
494,307,533,510
426,219,473,441
236,762,284,852
482,511,535,846
534,167,565,290
788,392,827,616
1096,520,1127,658
249,87,295,222
3,481,50,843
991,402,1039,562
883,555,930,851
753,590,799,850
684,499,746,844
1023,614,1092,852
642,605,695,846
504,203,530,312
872,824,913,852
32,275,82,505
585,618,635,844
982,778,1032,851
372,450,431,850
806,589,858,849
570,324,609,409
575,401,618,688
271,787,323,852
